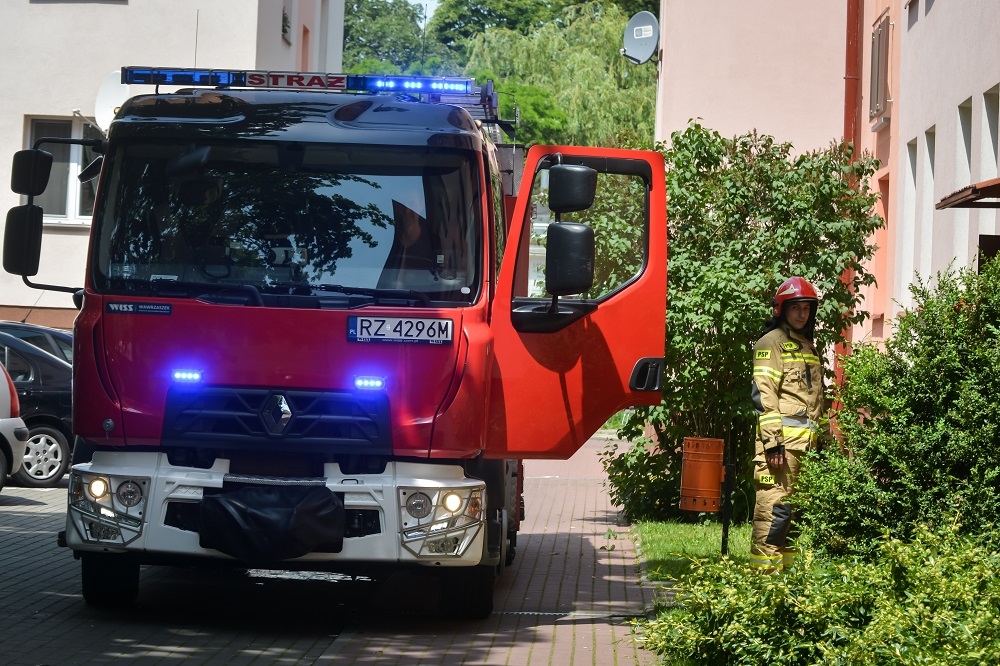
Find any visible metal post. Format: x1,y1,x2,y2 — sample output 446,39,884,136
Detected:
720,464,734,555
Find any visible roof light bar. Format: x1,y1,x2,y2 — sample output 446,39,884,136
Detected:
122,67,474,95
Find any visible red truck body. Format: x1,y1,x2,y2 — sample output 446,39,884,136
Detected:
3,68,666,618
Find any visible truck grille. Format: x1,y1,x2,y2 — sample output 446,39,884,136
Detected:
162,386,391,453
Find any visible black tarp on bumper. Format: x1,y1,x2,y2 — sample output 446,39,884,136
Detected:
199,485,345,564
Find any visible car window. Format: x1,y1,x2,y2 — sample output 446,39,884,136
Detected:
0,344,33,383
8,331,48,349
55,337,73,363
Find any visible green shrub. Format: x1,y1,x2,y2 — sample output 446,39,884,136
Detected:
643,524,1000,665
644,551,882,665
793,449,896,560
601,437,679,522
797,259,1000,558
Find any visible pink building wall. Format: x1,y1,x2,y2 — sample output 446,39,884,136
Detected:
654,0,846,153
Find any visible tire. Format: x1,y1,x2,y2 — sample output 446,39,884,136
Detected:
14,426,70,488
0,451,8,492
505,529,517,567
439,565,495,619
81,553,140,607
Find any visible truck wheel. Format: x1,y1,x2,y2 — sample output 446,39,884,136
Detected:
440,565,495,619
505,529,517,567
81,553,140,607
14,426,70,488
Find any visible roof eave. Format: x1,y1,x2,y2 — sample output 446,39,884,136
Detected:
936,177,1000,209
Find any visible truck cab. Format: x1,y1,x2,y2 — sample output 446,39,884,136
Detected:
3,67,666,618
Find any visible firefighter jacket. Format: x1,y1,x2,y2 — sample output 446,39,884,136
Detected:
752,324,823,459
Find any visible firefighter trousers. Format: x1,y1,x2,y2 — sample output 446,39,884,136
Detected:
751,449,804,573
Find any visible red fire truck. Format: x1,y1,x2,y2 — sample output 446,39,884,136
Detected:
3,67,666,618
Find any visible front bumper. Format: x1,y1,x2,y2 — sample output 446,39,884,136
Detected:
65,451,486,568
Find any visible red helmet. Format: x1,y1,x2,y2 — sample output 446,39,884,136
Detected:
772,277,819,317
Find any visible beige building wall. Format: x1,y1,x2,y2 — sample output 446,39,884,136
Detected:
0,0,343,327
654,0,846,152
894,0,1000,313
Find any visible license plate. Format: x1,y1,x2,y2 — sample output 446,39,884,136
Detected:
348,316,453,344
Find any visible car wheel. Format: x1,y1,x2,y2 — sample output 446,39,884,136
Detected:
14,426,70,488
0,452,8,492
81,553,140,607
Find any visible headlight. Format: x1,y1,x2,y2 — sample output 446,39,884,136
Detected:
405,492,433,519
116,480,144,507
68,473,149,546
88,478,109,499
442,492,462,513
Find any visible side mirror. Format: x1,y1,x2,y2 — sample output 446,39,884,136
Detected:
547,164,597,214
545,222,594,296
79,156,104,183
4,205,44,276
11,149,54,197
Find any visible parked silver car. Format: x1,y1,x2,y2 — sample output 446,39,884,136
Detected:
0,362,29,491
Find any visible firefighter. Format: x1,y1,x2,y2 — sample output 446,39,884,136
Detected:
750,277,824,573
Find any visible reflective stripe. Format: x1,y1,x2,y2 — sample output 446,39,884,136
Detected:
750,552,781,569
781,416,819,444
781,415,816,428
754,366,782,381
781,352,820,365
759,413,783,426
782,426,818,443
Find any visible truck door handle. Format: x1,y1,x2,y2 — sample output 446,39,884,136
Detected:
629,357,664,392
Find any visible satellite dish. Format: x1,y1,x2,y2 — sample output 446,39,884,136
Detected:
621,11,660,65
94,71,130,132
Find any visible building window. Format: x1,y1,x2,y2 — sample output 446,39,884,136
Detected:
28,118,103,224
869,14,891,123
980,235,1000,270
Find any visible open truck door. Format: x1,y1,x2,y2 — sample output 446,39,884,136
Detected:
488,145,667,459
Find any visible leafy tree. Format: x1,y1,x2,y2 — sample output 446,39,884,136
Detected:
428,0,562,61
344,0,459,74
797,258,1000,559
603,123,883,522
465,3,657,146
609,0,658,17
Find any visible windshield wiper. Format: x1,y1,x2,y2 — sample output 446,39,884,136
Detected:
263,281,432,307
108,278,264,306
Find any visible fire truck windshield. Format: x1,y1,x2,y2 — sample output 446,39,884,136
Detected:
92,141,483,306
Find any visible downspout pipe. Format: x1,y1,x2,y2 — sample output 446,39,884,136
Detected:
835,0,864,392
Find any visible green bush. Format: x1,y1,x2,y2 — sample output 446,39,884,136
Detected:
797,259,1000,559
792,449,895,560
602,438,679,523
644,525,1000,665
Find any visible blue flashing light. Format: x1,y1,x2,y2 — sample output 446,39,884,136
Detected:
351,75,472,94
172,370,203,383
123,68,246,87
122,67,474,95
354,376,386,390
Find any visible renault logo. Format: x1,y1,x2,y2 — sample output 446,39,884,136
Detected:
262,394,293,434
